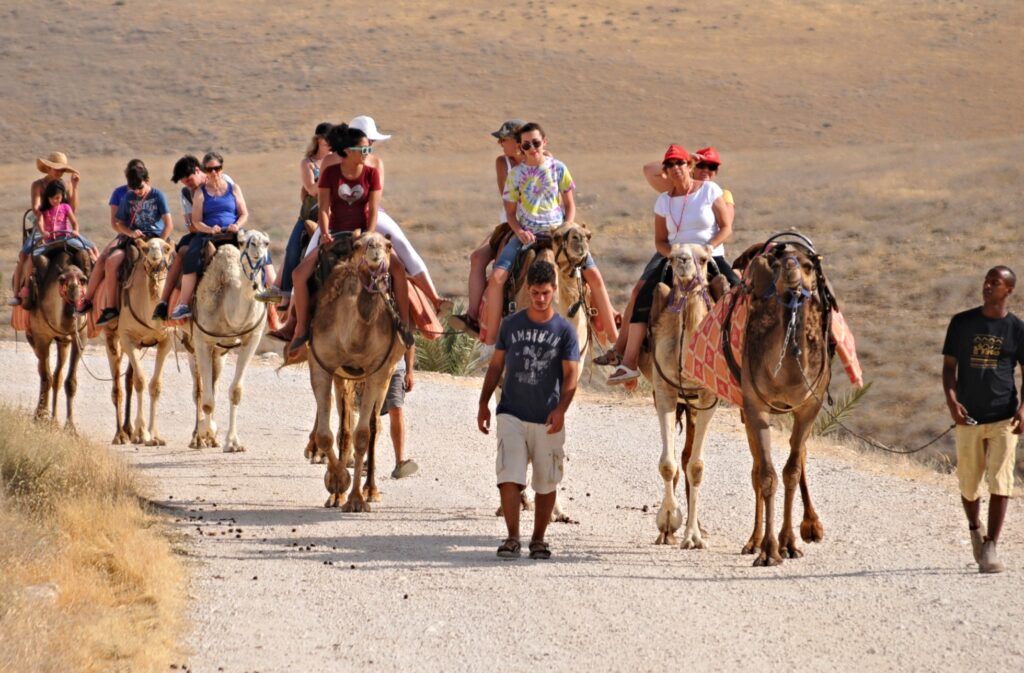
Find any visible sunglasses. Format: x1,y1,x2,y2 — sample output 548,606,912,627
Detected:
203,165,223,173
695,162,719,171
520,139,543,151
346,146,374,156
663,160,688,168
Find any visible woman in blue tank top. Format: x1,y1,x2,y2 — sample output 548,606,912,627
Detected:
170,151,250,320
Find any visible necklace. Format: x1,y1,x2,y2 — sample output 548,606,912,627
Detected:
668,180,699,236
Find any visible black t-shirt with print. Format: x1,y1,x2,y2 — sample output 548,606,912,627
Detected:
942,307,1024,423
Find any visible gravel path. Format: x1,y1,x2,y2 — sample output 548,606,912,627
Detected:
1,342,1022,673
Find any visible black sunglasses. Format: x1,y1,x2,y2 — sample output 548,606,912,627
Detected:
520,139,543,151
663,159,687,168
695,161,719,171
203,164,223,173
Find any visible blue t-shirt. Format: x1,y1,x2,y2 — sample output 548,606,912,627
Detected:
109,184,129,208
115,188,170,238
495,310,580,424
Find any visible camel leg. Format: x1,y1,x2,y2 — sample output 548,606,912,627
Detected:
343,387,376,513
745,407,781,566
33,339,52,423
223,336,260,453
798,450,824,543
106,333,130,445
362,400,381,503
50,338,69,425
187,345,203,448
680,399,716,550
122,363,134,440
315,368,349,507
126,343,150,444
145,339,171,446
336,379,354,474
64,336,81,433
195,346,219,448
654,388,683,545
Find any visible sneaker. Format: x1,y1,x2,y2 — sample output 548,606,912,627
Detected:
391,459,419,479
75,298,93,316
979,539,1005,574
970,525,986,565
95,308,119,327
256,287,285,304
169,304,192,320
607,365,641,385
151,301,168,321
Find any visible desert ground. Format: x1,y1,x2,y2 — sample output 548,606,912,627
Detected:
1,1,1023,667
1,343,1023,672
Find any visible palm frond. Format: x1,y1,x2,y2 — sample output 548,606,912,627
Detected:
814,380,873,437
414,301,480,376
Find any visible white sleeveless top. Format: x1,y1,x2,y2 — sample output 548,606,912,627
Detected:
499,156,513,224
653,180,725,256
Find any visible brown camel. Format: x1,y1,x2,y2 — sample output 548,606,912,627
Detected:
25,245,91,430
494,222,594,523
638,243,718,547
306,231,407,511
736,234,833,566
103,238,175,446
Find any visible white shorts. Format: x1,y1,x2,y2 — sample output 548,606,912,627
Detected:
495,414,565,495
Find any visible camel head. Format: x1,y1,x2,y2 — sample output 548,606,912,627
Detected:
750,243,817,308
238,230,271,287
668,243,713,287
57,265,87,312
552,222,592,268
352,230,392,271
135,237,173,277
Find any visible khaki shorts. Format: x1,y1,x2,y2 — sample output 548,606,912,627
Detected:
955,418,1020,499
495,414,565,495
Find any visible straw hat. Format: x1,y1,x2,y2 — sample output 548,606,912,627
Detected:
35,151,77,174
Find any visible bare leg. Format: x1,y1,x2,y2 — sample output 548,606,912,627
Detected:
104,250,125,310
467,242,494,319
582,266,619,345
532,491,556,543
962,496,982,530
614,282,642,356
159,253,184,305
481,268,509,345
290,252,318,342
389,408,405,465
175,272,198,310
499,483,524,540
619,323,647,370
409,271,443,308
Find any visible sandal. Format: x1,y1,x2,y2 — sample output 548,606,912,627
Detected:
496,537,521,559
607,365,640,385
592,349,621,367
448,313,481,338
528,540,552,560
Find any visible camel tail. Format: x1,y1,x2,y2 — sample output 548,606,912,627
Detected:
675,402,689,435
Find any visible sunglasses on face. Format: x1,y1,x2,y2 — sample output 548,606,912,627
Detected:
346,146,373,156
695,162,719,171
203,165,223,173
663,160,688,168
520,139,543,151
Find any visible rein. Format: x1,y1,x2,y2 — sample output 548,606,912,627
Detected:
358,257,389,294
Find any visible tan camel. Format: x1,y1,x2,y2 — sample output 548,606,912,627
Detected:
736,235,832,566
638,243,719,548
25,246,90,431
103,238,175,445
495,221,594,523
188,231,270,452
306,231,407,511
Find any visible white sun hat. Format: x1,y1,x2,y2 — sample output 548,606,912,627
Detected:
348,115,391,142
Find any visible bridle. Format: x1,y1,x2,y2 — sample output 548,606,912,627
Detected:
239,238,268,289
357,255,390,294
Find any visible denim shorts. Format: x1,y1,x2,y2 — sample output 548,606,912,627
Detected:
493,234,596,272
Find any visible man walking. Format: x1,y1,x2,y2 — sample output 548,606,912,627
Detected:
942,265,1024,573
478,260,579,560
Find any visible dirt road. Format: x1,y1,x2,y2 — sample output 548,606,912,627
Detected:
1,342,1021,673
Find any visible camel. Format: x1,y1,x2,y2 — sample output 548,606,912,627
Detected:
638,243,718,548
735,234,833,566
306,230,407,511
187,230,270,452
24,245,91,431
494,221,595,523
103,237,175,445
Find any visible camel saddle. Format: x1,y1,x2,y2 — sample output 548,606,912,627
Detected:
23,241,91,312
200,231,243,273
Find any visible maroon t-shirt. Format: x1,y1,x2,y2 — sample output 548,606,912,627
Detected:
318,163,381,233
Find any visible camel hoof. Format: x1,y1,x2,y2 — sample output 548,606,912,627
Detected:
362,487,381,503
63,423,78,436
324,493,346,508
131,431,150,445
146,436,166,447
753,553,783,567
656,506,683,536
654,532,677,546
679,529,706,550
342,497,371,513
324,469,351,496
741,536,761,555
781,545,804,559
800,517,824,543
112,432,130,445
223,442,246,453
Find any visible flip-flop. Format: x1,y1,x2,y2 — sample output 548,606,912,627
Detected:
496,537,521,559
529,540,552,560
607,365,640,385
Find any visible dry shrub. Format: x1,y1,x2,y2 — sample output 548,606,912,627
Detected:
0,406,185,673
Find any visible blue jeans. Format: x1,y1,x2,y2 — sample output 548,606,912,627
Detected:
279,217,306,293
493,235,596,272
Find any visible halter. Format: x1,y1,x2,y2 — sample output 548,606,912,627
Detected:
57,271,85,311
358,257,390,294
239,242,267,289
667,250,713,314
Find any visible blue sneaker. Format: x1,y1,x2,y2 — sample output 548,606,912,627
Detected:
170,304,192,320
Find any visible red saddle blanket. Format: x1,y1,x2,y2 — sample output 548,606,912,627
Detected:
409,283,442,342
10,303,100,338
682,286,863,406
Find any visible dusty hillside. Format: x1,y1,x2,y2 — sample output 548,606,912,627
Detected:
1,0,1023,461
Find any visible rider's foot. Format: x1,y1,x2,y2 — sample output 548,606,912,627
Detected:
256,287,285,304
151,301,168,321
169,304,192,320
7,297,21,307
96,308,120,327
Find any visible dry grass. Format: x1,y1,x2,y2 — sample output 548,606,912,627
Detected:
0,407,185,673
